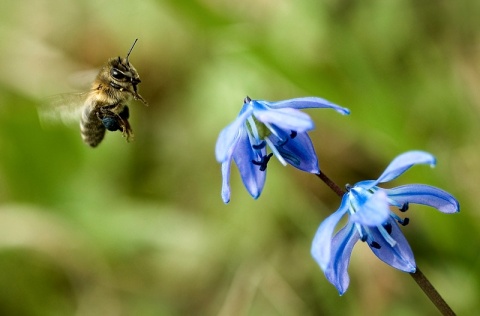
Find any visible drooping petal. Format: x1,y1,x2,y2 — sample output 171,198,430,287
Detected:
311,195,350,271
369,151,436,188
324,221,360,295
369,219,416,272
215,107,253,162
387,184,460,214
269,131,319,173
253,105,314,133
262,97,350,115
232,129,266,199
350,189,391,226
221,160,232,203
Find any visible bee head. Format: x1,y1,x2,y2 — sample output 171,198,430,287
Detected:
102,39,147,105
108,56,141,87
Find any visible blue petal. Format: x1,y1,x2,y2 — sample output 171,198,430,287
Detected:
269,131,319,173
221,160,232,203
253,103,314,132
387,184,460,214
261,97,350,115
232,129,266,199
215,106,253,162
369,219,416,272
369,151,436,188
350,189,391,226
354,180,376,188
311,195,350,271
324,221,359,295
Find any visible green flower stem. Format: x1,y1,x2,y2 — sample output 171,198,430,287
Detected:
315,171,456,316
410,267,456,316
315,172,346,196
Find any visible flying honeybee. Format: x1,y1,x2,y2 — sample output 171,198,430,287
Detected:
42,39,148,147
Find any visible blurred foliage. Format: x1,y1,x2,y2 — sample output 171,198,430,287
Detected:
0,0,479,315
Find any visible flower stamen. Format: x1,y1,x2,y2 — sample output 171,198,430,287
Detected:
400,203,409,212
252,140,266,150
355,223,367,241
378,224,397,247
391,213,410,226
383,222,393,234
265,138,288,166
263,121,282,140
247,116,260,140
252,153,274,171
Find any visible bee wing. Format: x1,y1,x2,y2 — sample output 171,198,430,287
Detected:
39,92,89,126
67,69,99,91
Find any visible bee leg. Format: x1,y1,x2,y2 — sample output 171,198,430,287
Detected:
133,93,148,106
119,105,130,120
116,106,134,141
132,86,148,106
97,108,134,142
120,117,134,142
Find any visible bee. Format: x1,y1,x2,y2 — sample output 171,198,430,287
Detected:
42,39,148,147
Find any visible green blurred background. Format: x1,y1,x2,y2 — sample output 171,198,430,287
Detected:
0,1,478,315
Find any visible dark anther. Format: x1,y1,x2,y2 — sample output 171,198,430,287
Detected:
244,96,252,104
252,153,274,171
290,130,297,139
360,235,367,242
252,140,266,150
401,218,410,226
370,241,381,249
400,203,409,212
345,184,352,191
383,223,392,235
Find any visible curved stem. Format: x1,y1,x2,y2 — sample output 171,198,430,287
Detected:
410,267,456,316
315,172,345,197
315,171,455,315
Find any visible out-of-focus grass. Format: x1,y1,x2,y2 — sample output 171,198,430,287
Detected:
0,0,479,315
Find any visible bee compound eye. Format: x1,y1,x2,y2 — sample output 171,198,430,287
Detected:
110,68,126,80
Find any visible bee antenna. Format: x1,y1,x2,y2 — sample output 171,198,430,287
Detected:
125,38,138,63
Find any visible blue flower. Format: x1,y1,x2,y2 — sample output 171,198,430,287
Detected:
215,96,350,203
311,151,460,295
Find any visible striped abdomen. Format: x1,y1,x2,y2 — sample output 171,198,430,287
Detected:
80,106,105,147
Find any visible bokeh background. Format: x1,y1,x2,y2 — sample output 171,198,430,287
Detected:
0,1,478,315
